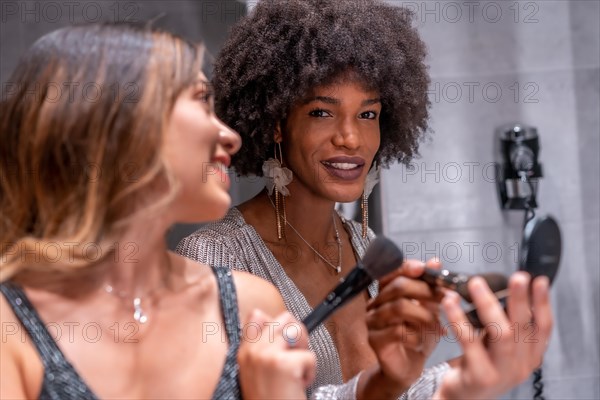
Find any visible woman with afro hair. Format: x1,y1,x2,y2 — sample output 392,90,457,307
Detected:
177,1,553,399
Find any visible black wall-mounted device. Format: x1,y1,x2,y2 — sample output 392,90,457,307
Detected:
495,123,543,210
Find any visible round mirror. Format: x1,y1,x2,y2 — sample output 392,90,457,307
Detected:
520,215,562,284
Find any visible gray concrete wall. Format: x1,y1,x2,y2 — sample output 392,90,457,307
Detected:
380,1,600,398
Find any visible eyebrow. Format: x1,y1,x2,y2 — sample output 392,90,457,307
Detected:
302,96,381,106
192,79,213,90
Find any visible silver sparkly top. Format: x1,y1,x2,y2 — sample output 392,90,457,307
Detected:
1,269,243,400
176,207,449,399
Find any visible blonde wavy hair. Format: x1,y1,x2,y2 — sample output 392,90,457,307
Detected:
0,23,203,291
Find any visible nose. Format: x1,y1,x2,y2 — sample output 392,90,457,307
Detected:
215,118,241,155
332,118,360,150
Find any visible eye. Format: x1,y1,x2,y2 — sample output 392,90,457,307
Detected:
191,80,215,107
308,109,332,118
195,91,214,104
193,90,215,114
359,111,378,120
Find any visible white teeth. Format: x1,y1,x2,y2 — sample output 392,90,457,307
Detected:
324,162,359,170
215,162,228,174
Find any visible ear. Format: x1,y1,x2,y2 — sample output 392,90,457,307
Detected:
274,122,283,144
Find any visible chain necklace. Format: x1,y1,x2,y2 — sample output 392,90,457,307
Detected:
104,283,164,324
268,194,343,274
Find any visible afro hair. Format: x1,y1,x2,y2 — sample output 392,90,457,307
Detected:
213,0,430,176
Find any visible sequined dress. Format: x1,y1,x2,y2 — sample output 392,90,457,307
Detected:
0,267,242,400
176,207,449,399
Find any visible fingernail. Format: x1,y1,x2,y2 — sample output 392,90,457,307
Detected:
538,275,550,288
513,274,528,290
470,277,487,295
285,336,297,348
443,291,459,304
535,276,550,297
409,262,425,273
514,271,531,286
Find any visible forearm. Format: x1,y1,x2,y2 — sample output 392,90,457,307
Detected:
356,366,408,400
402,362,450,400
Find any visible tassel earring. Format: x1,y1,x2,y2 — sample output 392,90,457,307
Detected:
275,185,286,239
262,142,293,240
361,192,369,239
362,163,380,239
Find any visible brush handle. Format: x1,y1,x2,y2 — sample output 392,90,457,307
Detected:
420,268,509,304
302,265,372,333
465,289,509,328
420,268,470,291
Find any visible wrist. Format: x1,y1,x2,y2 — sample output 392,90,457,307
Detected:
432,388,453,400
356,366,409,400
432,379,456,400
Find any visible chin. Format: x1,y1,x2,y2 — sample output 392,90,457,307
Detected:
212,205,230,221
327,191,362,203
178,195,231,223
326,185,364,203
188,206,229,224
205,198,231,221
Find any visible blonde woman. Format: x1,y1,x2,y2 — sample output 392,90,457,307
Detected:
0,23,315,399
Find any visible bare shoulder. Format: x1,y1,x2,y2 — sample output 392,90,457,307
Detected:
169,252,287,323
230,271,287,323
0,293,42,399
170,251,215,275
1,293,24,365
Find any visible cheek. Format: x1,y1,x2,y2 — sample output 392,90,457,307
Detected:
181,121,216,161
167,135,213,185
286,137,318,176
369,128,382,154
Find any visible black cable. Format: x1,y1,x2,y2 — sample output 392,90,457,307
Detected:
523,205,536,227
522,180,536,237
533,367,545,400
526,179,537,212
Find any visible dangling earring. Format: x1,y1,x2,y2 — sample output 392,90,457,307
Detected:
362,163,380,239
361,192,368,240
275,185,286,239
262,142,293,240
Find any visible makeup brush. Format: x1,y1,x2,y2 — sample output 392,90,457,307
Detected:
419,267,509,303
302,236,404,333
419,268,509,328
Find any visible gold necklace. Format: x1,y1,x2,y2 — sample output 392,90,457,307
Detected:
268,194,343,274
285,213,343,274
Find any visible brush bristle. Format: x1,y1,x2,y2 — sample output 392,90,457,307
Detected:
456,273,509,303
361,237,404,279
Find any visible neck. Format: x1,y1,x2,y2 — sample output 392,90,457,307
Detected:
265,179,340,246
102,217,173,299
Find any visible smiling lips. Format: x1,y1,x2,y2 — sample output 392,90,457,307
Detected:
210,155,231,187
321,156,365,180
